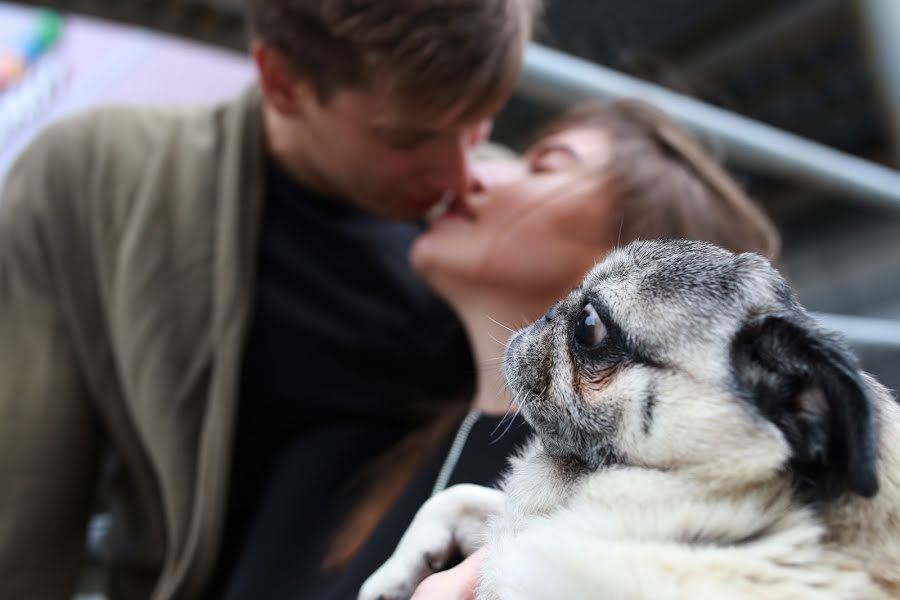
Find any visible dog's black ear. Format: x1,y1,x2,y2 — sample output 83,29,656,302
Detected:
731,315,879,501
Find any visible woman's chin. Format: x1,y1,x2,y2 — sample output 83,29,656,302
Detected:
410,239,467,308
409,234,432,274
428,211,473,230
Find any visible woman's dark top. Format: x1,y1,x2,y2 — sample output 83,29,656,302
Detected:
220,411,531,599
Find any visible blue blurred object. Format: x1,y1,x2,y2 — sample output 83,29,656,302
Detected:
0,7,63,90
0,5,68,153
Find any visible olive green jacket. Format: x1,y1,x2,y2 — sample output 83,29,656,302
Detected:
0,87,266,599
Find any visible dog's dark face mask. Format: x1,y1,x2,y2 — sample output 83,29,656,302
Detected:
505,239,881,502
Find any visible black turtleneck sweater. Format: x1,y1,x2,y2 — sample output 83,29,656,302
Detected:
203,156,482,598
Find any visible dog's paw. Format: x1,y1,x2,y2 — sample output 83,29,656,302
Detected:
358,485,503,600
357,521,455,600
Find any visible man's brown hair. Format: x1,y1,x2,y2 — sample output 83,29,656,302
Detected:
245,0,540,121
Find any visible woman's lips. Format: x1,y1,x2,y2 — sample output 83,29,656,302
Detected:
425,191,474,225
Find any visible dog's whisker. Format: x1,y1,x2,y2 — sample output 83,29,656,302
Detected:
488,386,523,440
615,213,625,251
510,388,523,409
488,333,510,348
489,407,515,440
478,356,507,365
514,392,528,415
491,391,528,445
493,380,510,401
489,392,528,444
486,314,517,334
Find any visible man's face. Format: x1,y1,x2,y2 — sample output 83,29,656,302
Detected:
291,86,493,220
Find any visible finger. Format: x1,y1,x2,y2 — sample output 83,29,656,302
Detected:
410,548,486,600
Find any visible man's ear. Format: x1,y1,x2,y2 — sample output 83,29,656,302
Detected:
252,41,309,116
731,314,879,501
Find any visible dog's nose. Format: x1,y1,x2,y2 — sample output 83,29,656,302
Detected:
543,305,558,322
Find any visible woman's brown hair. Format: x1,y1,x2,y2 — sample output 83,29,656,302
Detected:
540,99,781,261
323,98,781,571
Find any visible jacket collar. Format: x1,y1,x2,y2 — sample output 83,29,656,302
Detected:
160,84,267,599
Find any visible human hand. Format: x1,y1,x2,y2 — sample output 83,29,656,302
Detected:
411,547,486,600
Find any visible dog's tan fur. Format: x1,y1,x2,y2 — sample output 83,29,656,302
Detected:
479,386,900,599
820,378,900,596
360,241,900,600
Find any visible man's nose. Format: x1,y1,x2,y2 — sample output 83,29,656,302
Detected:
425,137,472,200
425,120,492,199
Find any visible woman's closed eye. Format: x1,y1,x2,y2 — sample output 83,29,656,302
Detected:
527,143,580,174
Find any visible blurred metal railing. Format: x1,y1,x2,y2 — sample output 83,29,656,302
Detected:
814,313,900,350
518,43,900,349
859,0,900,165
518,43,900,213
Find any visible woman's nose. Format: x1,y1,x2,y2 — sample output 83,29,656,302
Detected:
468,160,525,193
468,166,487,194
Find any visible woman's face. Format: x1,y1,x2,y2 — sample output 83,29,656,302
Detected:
411,126,617,304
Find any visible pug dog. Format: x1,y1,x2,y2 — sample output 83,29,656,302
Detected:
360,240,900,600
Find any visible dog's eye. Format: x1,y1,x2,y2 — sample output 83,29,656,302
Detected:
574,303,607,350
